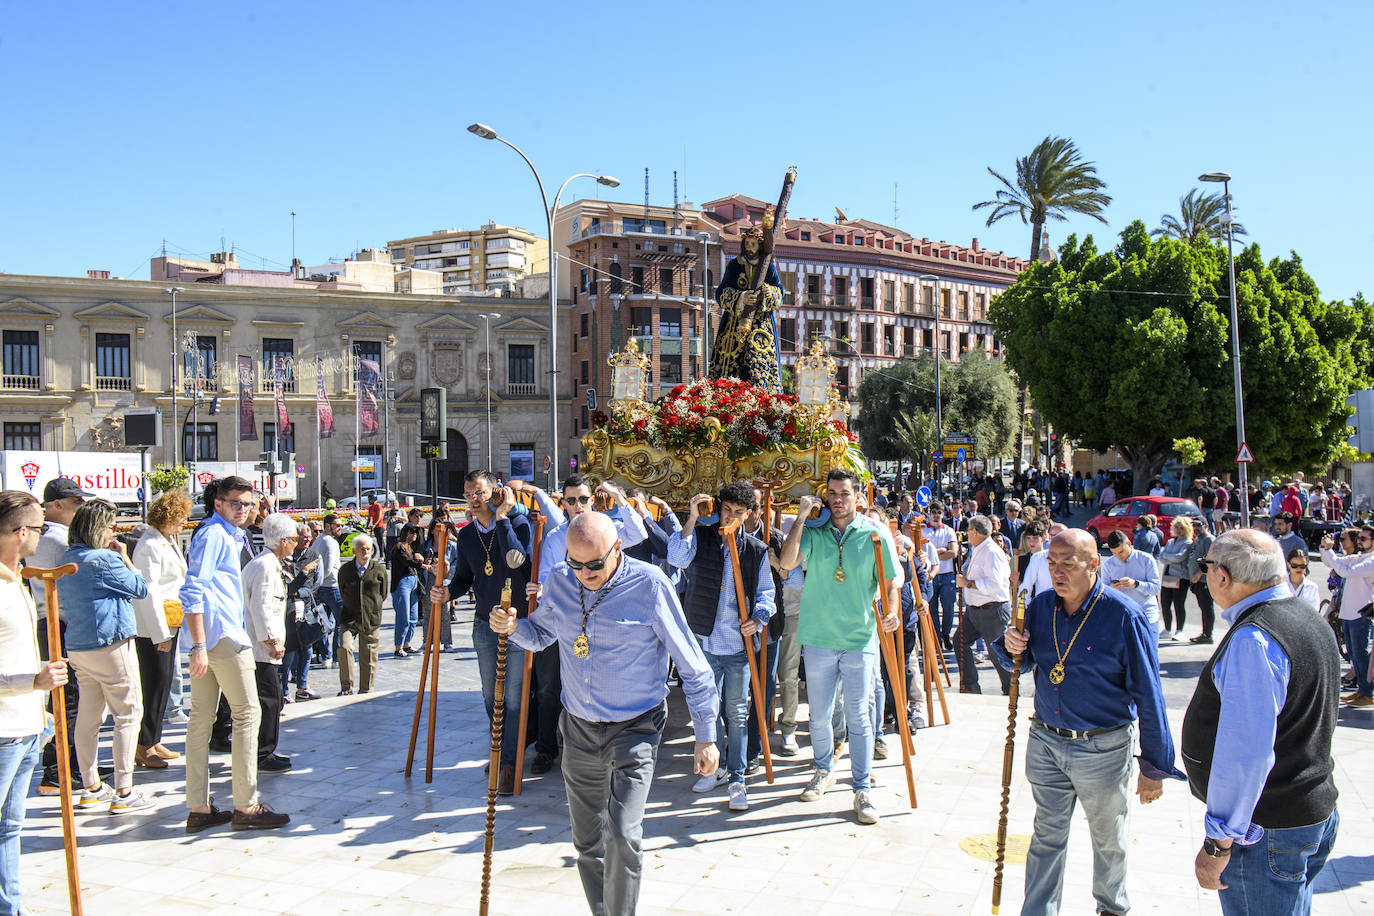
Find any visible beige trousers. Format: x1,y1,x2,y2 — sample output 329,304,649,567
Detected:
185,640,260,810
339,628,380,693
69,639,143,792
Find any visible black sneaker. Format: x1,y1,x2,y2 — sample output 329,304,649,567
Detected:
258,754,292,773
744,756,763,776
1189,634,1214,645
208,738,233,754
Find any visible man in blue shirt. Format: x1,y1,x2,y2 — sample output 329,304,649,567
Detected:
180,476,288,833
999,528,1182,916
489,511,718,916
1183,530,1339,915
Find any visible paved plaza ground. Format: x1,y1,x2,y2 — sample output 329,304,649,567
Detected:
16,513,1374,914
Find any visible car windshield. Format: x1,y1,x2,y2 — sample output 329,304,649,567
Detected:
1159,502,1202,517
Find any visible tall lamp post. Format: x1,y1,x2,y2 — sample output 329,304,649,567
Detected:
478,312,500,471
467,122,618,482
162,286,184,465
696,231,714,375
1199,171,1250,528
917,274,943,465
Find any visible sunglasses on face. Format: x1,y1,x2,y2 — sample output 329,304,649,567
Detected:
565,495,593,505
1289,563,1308,571
565,543,616,571
12,524,47,535
1196,558,1227,574
220,498,253,511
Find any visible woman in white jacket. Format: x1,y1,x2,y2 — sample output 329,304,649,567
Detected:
130,490,192,769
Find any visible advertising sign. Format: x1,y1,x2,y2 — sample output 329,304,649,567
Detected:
190,461,298,502
2,451,144,502
509,448,535,483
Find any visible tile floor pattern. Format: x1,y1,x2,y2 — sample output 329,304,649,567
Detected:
16,594,1374,915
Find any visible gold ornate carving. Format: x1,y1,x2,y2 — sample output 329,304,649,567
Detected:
607,338,651,411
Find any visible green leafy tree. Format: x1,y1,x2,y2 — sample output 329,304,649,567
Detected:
973,135,1113,264
146,464,189,495
1172,436,1206,495
990,223,1368,492
1152,189,1247,243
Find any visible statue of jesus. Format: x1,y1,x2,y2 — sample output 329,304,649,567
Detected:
708,225,782,391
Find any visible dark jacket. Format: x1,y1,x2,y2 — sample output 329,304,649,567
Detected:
339,559,388,633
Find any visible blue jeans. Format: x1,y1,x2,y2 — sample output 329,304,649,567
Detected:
472,618,526,767
392,575,419,649
932,572,957,642
1343,618,1372,698
279,650,309,694
1023,722,1135,916
746,636,779,763
0,733,41,915
1218,810,1338,916
318,586,343,662
803,641,877,791
702,647,750,782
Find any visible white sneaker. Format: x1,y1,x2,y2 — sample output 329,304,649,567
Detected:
854,789,879,825
1174,629,1184,640
692,768,727,794
167,710,189,725
779,733,800,757
799,769,836,802
728,781,748,811
109,789,155,815
78,782,114,810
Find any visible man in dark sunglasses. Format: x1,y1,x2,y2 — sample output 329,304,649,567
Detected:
490,511,718,916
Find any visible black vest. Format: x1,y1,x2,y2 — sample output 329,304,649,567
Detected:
683,525,768,639
1181,595,1339,829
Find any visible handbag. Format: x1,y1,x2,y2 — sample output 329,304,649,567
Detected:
163,599,184,629
295,594,328,646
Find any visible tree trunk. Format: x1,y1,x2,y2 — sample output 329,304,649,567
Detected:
1029,220,1044,264
1119,441,1171,496
1014,385,1026,473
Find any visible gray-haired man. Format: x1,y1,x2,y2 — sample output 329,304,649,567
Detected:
956,515,1013,695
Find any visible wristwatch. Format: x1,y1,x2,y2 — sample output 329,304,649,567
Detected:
1202,837,1232,857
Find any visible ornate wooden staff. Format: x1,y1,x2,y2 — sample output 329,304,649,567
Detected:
479,579,514,916
719,517,773,783
23,564,82,916
908,515,951,724
956,528,971,693
738,166,798,324
884,519,913,755
992,591,1028,915
406,522,448,782
512,511,542,796
870,535,917,808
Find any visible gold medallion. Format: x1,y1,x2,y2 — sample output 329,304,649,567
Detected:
1048,663,1066,685
573,633,590,658
833,567,846,583
484,560,494,576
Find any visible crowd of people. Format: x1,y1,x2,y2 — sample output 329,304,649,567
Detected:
1,461,1366,915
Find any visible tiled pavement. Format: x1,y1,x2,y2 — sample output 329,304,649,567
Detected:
18,580,1374,914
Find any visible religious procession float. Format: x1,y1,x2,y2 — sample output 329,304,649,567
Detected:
578,167,870,509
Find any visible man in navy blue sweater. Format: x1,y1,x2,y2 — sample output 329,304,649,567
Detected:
432,469,534,796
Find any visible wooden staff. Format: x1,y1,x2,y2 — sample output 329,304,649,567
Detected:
479,579,514,916
992,591,1028,915
908,515,951,723
870,535,917,808
956,528,971,693
22,564,82,916
885,520,913,752
755,480,777,728
406,522,448,782
719,517,773,784
512,511,542,795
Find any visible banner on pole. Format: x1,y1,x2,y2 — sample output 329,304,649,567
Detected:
359,357,379,438
273,358,291,434
237,355,257,441
315,354,334,439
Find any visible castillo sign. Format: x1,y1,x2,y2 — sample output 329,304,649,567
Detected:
1,451,143,502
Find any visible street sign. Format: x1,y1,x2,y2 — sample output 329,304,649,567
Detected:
955,447,967,462
916,486,931,507
931,452,944,465
586,388,597,411
941,444,976,460
943,433,975,446
1235,442,1254,463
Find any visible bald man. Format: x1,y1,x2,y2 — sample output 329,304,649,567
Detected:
997,529,1182,916
491,512,719,916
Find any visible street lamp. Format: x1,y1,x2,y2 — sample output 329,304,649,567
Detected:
696,231,714,375
1199,171,1250,527
917,273,943,457
478,312,500,471
162,286,184,465
467,122,619,484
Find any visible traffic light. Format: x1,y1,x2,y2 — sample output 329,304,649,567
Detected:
420,388,446,443
256,450,277,474
1348,389,1374,453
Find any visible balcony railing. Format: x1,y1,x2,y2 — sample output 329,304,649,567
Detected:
572,223,715,243
2,374,40,390
507,383,537,397
835,293,850,308
861,296,875,310
95,376,131,391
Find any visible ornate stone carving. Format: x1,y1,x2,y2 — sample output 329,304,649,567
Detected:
397,351,417,380
89,415,126,452
432,343,463,388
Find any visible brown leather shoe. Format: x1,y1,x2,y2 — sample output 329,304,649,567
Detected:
185,805,234,833
232,804,290,830
152,743,181,760
498,765,515,797
135,746,168,769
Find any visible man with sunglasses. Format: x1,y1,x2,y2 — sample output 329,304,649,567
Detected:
490,511,718,916
1185,530,1340,913
1320,525,1374,708
522,475,647,777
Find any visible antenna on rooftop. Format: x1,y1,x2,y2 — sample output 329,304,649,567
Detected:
893,183,899,226
643,168,650,221
673,170,680,233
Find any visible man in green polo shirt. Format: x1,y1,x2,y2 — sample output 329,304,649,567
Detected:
780,469,900,825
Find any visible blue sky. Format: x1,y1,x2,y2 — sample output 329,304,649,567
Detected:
3,1,1368,300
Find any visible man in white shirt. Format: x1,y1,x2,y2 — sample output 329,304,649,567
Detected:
924,502,959,650
955,515,1013,695
1320,526,1374,708
1016,520,1063,607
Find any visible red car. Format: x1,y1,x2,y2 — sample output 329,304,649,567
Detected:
1085,496,1206,549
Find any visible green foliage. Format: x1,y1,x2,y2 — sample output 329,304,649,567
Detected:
146,464,189,495
853,352,1018,464
1173,436,1206,467
991,224,1366,488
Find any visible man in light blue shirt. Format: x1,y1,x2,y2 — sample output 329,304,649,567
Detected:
1101,529,1161,634
490,512,717,916
180,476,288,833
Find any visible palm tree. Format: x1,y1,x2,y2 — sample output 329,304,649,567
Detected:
1152,188,1247,243
972,136,1113,263
891,411,937,480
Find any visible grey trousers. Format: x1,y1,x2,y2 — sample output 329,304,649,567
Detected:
561,702,666,916
959,601,1013,695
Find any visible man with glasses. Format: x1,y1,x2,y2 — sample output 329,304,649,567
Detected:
430,470,534,796
31,477,94,795
489,511,718,915
522,475,646,778
1320,525,1374,708
180,476,288,831
1185,530,1340,912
